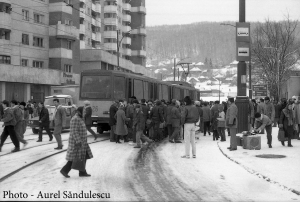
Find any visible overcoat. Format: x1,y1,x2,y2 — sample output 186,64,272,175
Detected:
39,106,50,126
84,106,93,126
279,109,294,137
171,106,181,127
115,109,130,136
226,103,238,129
109,103,118,126
133,110,145,131
53,105,66,126
66,114,93,161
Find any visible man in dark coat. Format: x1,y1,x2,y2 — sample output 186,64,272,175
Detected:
166,100,175,138
37,102,53,142
83,100,98,140
140,99,149,136
169,100,181,143
109,100,119,142
254,112,273,148
0,100,20,152
149,100,164,141
202,102,211,136
226,97,238,151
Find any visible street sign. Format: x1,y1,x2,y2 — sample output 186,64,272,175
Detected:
236,42,250,61
236,22,250,42
253,85,267,91
254,91,267,97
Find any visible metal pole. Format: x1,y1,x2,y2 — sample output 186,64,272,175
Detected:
117,30,119,70
178,69,179,81
174,58,176,81
219,80,220,102
277,50,280,100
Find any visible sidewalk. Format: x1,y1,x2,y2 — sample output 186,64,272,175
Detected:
218,127,300,194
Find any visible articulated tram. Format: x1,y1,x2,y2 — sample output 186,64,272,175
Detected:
79,70,200,133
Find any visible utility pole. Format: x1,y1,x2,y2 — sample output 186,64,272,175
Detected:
117,29,120,70
173,58,176,81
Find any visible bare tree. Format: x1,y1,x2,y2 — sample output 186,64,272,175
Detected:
251,17,300,100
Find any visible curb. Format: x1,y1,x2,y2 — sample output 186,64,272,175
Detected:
217,142,300,196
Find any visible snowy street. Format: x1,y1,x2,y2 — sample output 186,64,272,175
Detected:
0,126,300,201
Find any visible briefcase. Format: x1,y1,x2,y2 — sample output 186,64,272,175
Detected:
278,129,287,141
71,150,86,171
236,136,243,146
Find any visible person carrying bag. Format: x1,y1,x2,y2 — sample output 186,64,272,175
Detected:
60,106,93,178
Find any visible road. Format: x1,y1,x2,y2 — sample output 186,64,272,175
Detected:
0,128,299,201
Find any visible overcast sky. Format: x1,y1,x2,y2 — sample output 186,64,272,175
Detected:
146,0,300,26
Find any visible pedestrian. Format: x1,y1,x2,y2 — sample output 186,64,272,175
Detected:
226,97,238,151
217,105,226,142
83,100,98,140
109,100,119,142
53,99,66,149
126,98,136,142
0,102,4,119
60,106,93,178
140,99,150,136
27,103,34,119
254,112,273,148
169,100,182,143
264,96,275,125
115,104,130,143
166,100,174,138
202,102,211,136
11,100,28,147
279,100,295,147
211,105,219,141
133,104,153,148
149,100,164,142
0,100,20,152
161,99,168,138
195,101,203,133
37,102,53,142
292,96,300,140
248,99,254,131
19,102,29,136
181,96,199,159
274,100,281,127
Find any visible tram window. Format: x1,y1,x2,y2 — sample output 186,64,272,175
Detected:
128,78,132,98
134,79,143,100
158,84,162,100
154,83,158,100
162,85,169,101
114,76,125,99
173,87,180,100
149,82,154,100
144,81,149,100
81,75,111,99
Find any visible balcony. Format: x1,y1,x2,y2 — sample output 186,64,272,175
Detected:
91,3,96,11
131,28,146,35
96,32,101,42
0,12,12,30
92,18,96,26
49,48,73,59
80,24,85,34
80,40,85,49
122,37,131,45
123,14,131,22
104,5,117,13
0,38,11,54
131,50,146,57
80,8,85,18
103,31,117,38
104,18,117,25
92,33,96,41
123,25,131,33
104,43,117,51
123,3,131,11
131,6,146,14
95,3,101,13
55,23,79,40
122,48,131,56
95,18,101,27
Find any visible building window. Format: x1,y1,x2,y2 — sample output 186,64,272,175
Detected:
0,55,11,64
104,38,117,43
67,40,72,50
65,19,73,26
88,23,91,30
88,38,91,45
64,64,72,73
22,34,29,45
80,34,85,40
0,5,11,13
104,25,116,31
34,13,44,24
22,10,29,21
0,29,10,40
33,60,43,68
33,36,43,47
104,13,117,18
21,59,28,66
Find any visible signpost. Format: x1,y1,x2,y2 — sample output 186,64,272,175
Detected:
253,85,268,97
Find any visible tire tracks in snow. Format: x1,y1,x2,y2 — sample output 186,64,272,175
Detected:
217,142,300,196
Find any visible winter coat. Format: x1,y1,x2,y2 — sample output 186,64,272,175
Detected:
126,105,134,119
211,110,219,131
257,102,265,114
202,106,211,122
133,110,145,131
293,103,300,124
53,105,66,127
84,106,93,126
1,108,16,126
166,104,174,125
39,107,50,126
12,106,23,123
109,104,118,126
0,104,3,119
274,104,281,119
171,106,181,127
141,104,149,120
181,105,199,124
226,103,238,129
264,102,275,122
255,114,272,130
115,109,130,136
66,114,93,161
149,106,164,123
279,110,295,137
210,104,219,122
161,104,168,122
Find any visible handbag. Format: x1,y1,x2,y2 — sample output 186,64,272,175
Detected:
217,120,225,128
71,149,86,171
124,124,128,135
277,128,287,142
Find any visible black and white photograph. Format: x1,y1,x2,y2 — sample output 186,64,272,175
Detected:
0,0,300,201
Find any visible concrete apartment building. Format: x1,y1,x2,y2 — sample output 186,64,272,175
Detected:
0,0,148,102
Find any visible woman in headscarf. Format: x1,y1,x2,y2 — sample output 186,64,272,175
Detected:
60,106,93,178
279,99,295,147
115,104,130,143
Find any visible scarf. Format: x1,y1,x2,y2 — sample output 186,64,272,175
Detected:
283,108,294,126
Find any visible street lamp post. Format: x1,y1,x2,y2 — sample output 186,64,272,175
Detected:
213,78,221,102
173,57,190,81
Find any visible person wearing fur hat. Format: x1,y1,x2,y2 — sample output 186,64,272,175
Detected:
60,106,93,178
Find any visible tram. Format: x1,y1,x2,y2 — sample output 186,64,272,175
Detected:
79,70,200,133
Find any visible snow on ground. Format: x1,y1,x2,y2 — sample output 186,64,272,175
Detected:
156,132,300,201
218,127,300,193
